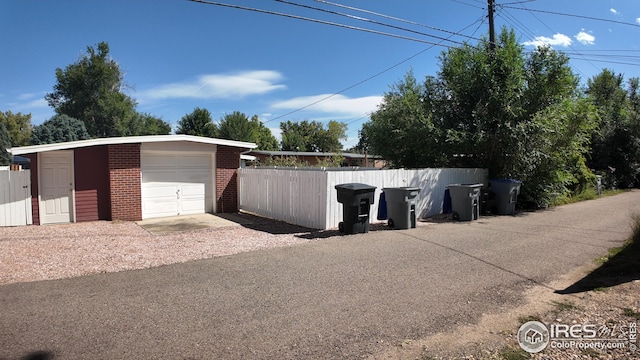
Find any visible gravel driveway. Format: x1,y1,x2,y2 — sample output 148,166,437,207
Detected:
1,191,639,359
0,213,334,285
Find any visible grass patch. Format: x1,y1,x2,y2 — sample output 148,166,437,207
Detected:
594,246,625,265
517,315,542,324
623,308,640,320
550,188,626,206
497,346,531,360
551,300,580,313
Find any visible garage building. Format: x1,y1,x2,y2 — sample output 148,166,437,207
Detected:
9,135,256,225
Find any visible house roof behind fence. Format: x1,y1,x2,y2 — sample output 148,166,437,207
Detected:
250,150,382,159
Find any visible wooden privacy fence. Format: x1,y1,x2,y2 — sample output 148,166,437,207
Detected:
0,169,33,226
239,167,488,230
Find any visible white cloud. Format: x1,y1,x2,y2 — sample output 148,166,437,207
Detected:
17,93,38,101
522,33,572,48
9,98,49,111
636,17,640,24
610,8,619,15
575,31,595,45
142,70,286,100
271,94,382,116
23,98,49,109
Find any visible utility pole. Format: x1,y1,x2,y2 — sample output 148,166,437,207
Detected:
488,0,496,51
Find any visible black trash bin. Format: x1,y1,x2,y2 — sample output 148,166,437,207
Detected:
382,187,420,229
335,183,377,234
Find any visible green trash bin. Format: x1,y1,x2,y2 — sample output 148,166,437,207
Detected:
489,179,521,215
335,183,377,234
447,184,483,221
382,187,420,229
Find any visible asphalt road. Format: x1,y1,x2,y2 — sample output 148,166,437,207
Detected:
2,191,639,359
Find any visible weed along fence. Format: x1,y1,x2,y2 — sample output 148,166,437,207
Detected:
0,168,33,227
239,167,488,230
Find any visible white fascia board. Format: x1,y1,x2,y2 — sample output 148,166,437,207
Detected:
9,135,257,155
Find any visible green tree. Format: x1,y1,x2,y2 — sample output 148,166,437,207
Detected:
280,120,347,152
45,41,137,138
218,112,279,150
122,113,171,136
586,70,640,188
0,123,11,166
360,27,589,207
514,99,598,207
30,114,91,145
176,107,218,137
0,111,32,146
219,111,255,142
251,115,279,150
360,71,443,168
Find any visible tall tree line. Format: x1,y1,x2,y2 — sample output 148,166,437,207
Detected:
360,28,639,208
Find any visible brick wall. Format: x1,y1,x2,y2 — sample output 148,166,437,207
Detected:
216,146,241,213
108,144,142,221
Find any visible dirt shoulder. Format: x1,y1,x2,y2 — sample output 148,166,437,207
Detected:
371,262,640,360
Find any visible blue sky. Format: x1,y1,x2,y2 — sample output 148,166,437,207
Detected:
1,0,639,149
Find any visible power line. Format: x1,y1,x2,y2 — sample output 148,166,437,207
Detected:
262,18,486,124
448,0,485,10
314,0,482,42
188,0,452,46
501,5,640,28
275,0,464,45
501,3,598,77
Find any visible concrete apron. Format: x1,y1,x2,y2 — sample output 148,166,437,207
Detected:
136,213,252,235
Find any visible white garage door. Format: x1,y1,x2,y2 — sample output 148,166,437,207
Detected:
141,152,214,219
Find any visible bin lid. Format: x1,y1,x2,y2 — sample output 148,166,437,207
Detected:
335,183,377,191
447,183,483,189
490,178,521,184
382,187,421,191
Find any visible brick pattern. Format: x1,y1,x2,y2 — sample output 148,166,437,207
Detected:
216,146,241,213
108,144,142,221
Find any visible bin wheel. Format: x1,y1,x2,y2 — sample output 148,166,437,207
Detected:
388,218,395,228
452,212,460,221
338,222,344,233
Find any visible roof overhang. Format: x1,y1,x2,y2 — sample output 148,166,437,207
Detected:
9,135,257,156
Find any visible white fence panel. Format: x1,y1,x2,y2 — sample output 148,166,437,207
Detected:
239,168,328,229
240,167,488,230
406,168,488,219
325,169,409,229
0,170,33,227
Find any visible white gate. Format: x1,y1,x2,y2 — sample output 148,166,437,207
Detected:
0,169,33,226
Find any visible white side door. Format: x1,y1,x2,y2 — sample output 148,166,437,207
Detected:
39,151,74,224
